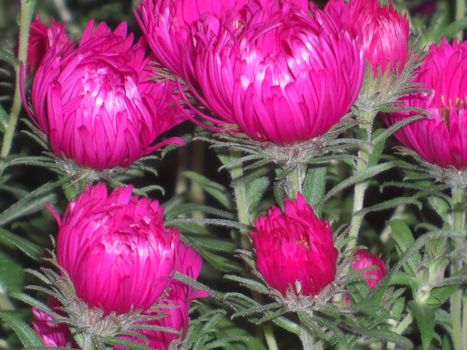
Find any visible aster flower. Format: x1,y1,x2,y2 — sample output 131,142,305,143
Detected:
250,193,338,297
387,39,467,173
25,20,187,171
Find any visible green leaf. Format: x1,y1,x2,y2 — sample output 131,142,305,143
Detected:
389,220,421,276
103,336,151,350
0,104,9,134
0,311,44,347
0,251,25,294
0,228,43,260
321,162,395,204
245,175,270,216
303,166,327,213
426,285,458,307
182,171,232,209
356,197,422,216
0,48,18,67
409,301,435,350
0,178,67,227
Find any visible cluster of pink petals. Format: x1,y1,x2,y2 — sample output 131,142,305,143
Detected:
182,3,363,144
351,250,387,289
387,39,467,169
325,0,409,76
56,183,180,315
118,243,208,350
136,0,309,78
250,193,338,296
27,19,187,170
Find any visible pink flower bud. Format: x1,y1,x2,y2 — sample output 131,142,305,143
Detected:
136,0,309,78
351,250,387,289
325,0,409,75
185,4,363,144
387,39,467,170
56,183,179,314
117,243,207,350
27,20,187,170
250,193,338,296
32,298,75,348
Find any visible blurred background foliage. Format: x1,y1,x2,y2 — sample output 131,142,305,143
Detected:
0,0,465,349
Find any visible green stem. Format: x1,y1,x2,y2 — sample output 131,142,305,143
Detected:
285,164,306,199
387,313,413,350
347,111,377,250
0,0,35,173
230,150,251,248
450,187,466,350
456,0,465,40
298,312,324,350
229,150,279,350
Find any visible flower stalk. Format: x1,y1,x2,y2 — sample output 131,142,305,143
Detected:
298,311,324,350
229,150,279,350
450,187,466,350
348,110,377,250
0,0,35,171
285,164,306,199
456,0,465,40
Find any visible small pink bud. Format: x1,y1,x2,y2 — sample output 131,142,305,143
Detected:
325,0,410,76
56,183,179,315
250,193,338,297
27,20,187,170
32,299,75,348
387,39,467,170
352,250,387,289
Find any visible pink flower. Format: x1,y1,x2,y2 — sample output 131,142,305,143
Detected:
185,4,363,144
387,39,467,169
32,298,75,348
117,243,207,350
325,0,409,75
55,183,179,314
250,193,338,296
351,250,387,289
136,0,309,78
27,20,186,170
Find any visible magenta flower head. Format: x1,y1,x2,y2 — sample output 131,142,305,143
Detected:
325,0,409,76
136,0,309,78
55,183,179,314
27,20,186,170
387,39,467,170
351,250,387,289
186,4,364,145
250,193,338,296
118,243,207,350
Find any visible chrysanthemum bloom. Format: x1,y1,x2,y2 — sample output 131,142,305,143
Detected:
118,243,208,350
55,183,179,314
27,20,186,170
325,0,409,76
250,193,338,296
32,299,75,348
185,5,363,145
351,250,387,289
387,39,467,170
136,0,308,78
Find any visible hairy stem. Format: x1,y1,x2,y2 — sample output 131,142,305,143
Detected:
0,0,36,172
347,110,377,250
450,187,466,350
285,164,306,199
456,0,465,40
229,150,279,350
298,312,324,350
